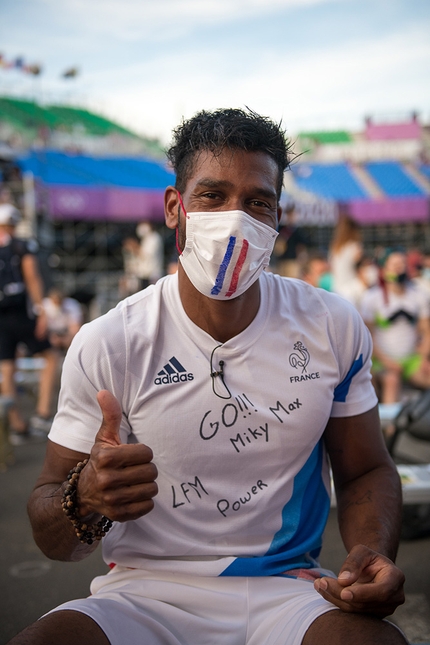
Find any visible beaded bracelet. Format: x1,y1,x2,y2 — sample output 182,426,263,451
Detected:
61,459,113,545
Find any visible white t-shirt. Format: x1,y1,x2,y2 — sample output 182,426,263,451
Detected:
49,271,377,577
360,283,430,359
330,241,362,298
138,230,164,282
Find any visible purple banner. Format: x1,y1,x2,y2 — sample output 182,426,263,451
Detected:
365,122,421,141
42,185,166,221
349,197,429,224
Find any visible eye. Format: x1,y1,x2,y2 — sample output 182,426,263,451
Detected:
246,199,278,226
202,192,220,200
249,199,270,208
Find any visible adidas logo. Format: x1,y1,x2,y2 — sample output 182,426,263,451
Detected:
154,356,194,386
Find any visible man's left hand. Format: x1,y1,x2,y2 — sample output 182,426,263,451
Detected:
314,544,405,617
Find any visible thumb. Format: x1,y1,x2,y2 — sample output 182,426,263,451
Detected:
337,545,371,586
95,390,122,446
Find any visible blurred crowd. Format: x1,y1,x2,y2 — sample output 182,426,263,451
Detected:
272,208,430,407
1,197,430,445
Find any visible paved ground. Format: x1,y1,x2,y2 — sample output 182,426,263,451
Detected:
1,392,430,644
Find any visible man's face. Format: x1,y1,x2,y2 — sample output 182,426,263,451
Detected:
176,148,281,250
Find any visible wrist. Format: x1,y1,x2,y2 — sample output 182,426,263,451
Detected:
61,460,112,545
32,303,45,316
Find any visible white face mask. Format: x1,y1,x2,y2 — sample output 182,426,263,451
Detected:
179,209,278,300
362,264,379,286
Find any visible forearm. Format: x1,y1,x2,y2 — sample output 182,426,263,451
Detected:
27,483,100,562
21,256,44,307
335,462,402,562
418,321,430,357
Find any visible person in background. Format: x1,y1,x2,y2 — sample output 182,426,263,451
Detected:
0,203,58,440
411,248,430,304
360,249,430,404
299,253,332,290
119,236,142,298
341,256,379,310
42,287,83,351
273,202,309,277
329,214,363,300
135,220,164,289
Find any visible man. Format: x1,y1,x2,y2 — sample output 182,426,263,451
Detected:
0,203,57,440
9,109,406,645
361,249,430,404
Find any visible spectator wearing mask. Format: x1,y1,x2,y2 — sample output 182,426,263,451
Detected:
361,250,430,404
341,256,379,310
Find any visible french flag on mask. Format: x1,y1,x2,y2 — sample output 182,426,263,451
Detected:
179,210,278,300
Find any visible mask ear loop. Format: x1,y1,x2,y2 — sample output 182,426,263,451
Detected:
175,191,188,256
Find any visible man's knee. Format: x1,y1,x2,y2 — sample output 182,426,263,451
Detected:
302,609,408,645
7,610,110,645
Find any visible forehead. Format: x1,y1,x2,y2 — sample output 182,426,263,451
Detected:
385,253,406,269
184,148,279,193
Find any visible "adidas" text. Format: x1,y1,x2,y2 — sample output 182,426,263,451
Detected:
154,373,194,385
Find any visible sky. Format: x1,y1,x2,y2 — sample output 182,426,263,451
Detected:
0,0,429,146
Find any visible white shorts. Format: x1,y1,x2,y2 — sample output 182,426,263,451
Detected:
47,566,337,645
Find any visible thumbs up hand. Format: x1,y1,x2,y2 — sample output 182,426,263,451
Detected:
76,390,158,522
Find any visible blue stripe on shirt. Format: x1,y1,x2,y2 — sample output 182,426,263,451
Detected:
333,354,363,403
220,442,330,577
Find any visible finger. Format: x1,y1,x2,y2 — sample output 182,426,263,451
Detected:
97,459,158,486
339,581,405,607
336,544,377,586
314,577,404,617
96,390,122,446
100,481,159,521
108,497,157,523
95,444,155,470
315,578,376,613
339,564,405,605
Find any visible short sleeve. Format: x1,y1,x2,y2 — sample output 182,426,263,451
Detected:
319,291,378,418
48,306,132,453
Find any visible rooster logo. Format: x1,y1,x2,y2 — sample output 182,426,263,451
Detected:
289,341,310,373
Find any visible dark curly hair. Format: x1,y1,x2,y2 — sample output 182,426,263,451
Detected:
166,108,293,200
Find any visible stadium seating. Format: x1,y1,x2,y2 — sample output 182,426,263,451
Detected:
0,96,59,132
0,96,163,157
364,161,425,197
47,105,133,136
0,96,134,136
299,130,353,145
18,151,174,189
291,162,368,200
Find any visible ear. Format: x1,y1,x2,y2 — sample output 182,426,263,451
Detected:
164,186,180,230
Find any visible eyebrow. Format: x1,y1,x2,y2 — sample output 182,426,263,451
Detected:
195,179,277,201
